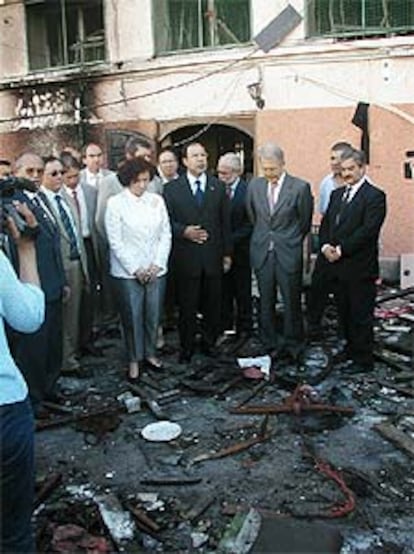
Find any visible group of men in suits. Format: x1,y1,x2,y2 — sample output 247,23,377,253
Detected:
4,137,386,412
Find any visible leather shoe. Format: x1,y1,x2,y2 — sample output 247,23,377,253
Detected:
145,357,163,370
81,344,104,357
178,350,192,364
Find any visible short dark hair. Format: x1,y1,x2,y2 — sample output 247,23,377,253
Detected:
117,158,155,187
332,141,352,152
124,137,152,157
181,142,206,159
340,147,366,166
158,146,178,160
60,152,81,171
43,156,61,167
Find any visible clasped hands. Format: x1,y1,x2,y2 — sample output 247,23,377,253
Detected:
183,225,208,244
134,264,161,284
322,244,342,263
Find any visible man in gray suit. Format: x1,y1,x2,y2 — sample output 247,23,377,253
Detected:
246,143,313,359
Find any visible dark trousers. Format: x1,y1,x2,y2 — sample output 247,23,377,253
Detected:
0,397,35,554
221,263,252,334
80,237,98,348
335,277,376,367
176,272,222,353
307,257,335,330
255,251,304,354
13,299,63,406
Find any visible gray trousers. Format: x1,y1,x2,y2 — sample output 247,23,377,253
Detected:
113,277,160,362
255,251,304,354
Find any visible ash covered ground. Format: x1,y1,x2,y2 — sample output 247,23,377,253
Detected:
34,290,414,553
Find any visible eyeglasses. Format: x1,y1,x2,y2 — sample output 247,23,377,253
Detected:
48,170,64,177
26,167,44,175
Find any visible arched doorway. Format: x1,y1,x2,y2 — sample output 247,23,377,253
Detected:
161,123,254,179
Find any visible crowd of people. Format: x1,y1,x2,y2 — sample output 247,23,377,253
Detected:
0,136,386,551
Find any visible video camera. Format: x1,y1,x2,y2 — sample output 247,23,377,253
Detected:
0,176,39,238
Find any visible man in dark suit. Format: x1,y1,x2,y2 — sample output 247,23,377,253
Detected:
12,152,66,413
317,147,386,371
217,152,252,340
246,143,313,359
163,142,232,362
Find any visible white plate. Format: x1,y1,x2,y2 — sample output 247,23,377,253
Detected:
141,421,182,442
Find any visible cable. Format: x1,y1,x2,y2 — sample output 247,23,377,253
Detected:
0,47,258,126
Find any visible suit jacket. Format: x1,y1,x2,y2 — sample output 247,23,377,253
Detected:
61,188,89,283
163,173,232,278
318,179,386,280
246,173,313,274
229,178,252,267
12,191,66,302
79,168,113,244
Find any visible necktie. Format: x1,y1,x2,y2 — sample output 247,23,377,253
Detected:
226,184,232,199
55,194,80,260
194,179,203,206
72,189,81,218
336,186,351,225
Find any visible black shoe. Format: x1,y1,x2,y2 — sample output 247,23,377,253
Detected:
178,350,192,364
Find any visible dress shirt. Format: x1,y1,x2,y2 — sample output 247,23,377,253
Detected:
267,172,286,210
158,170,179,185
345,176,365,202
318,173,337,216
187,171,207,195
227,177,240,200
84,168,104,188
105,189,172,279
0,251,45,405
25,190,56,224
65,184,90,238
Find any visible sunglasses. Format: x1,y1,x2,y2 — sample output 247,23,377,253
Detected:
48,170,64,177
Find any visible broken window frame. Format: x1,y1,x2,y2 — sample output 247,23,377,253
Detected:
25,0,106,71
153,0,251,55
306,0,414,39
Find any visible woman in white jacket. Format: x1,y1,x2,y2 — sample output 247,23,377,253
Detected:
105,158,171,381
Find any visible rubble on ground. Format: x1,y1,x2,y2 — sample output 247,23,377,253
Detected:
34,287,414,553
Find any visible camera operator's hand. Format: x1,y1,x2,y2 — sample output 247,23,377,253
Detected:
5,202,40,287
5,201,38,245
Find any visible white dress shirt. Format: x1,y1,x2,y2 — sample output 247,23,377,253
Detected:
187,171,207,195
105,189,172,279
267,172,286,211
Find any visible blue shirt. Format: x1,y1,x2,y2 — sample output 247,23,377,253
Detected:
318,173,337,216
0,250,45,405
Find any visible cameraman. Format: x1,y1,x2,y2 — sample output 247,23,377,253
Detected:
1,202,45,553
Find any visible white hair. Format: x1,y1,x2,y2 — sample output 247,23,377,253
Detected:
258,142,284,163
218,152,243,174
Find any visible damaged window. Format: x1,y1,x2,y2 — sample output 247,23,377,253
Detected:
25,0,105,71
153,0,251,54
306,0,414,39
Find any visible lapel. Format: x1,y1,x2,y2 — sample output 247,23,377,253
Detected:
257,178,271,217
34,191,60,237
203,174,218,211
271,174,290,219
335,180,369,227
46,190,72,245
